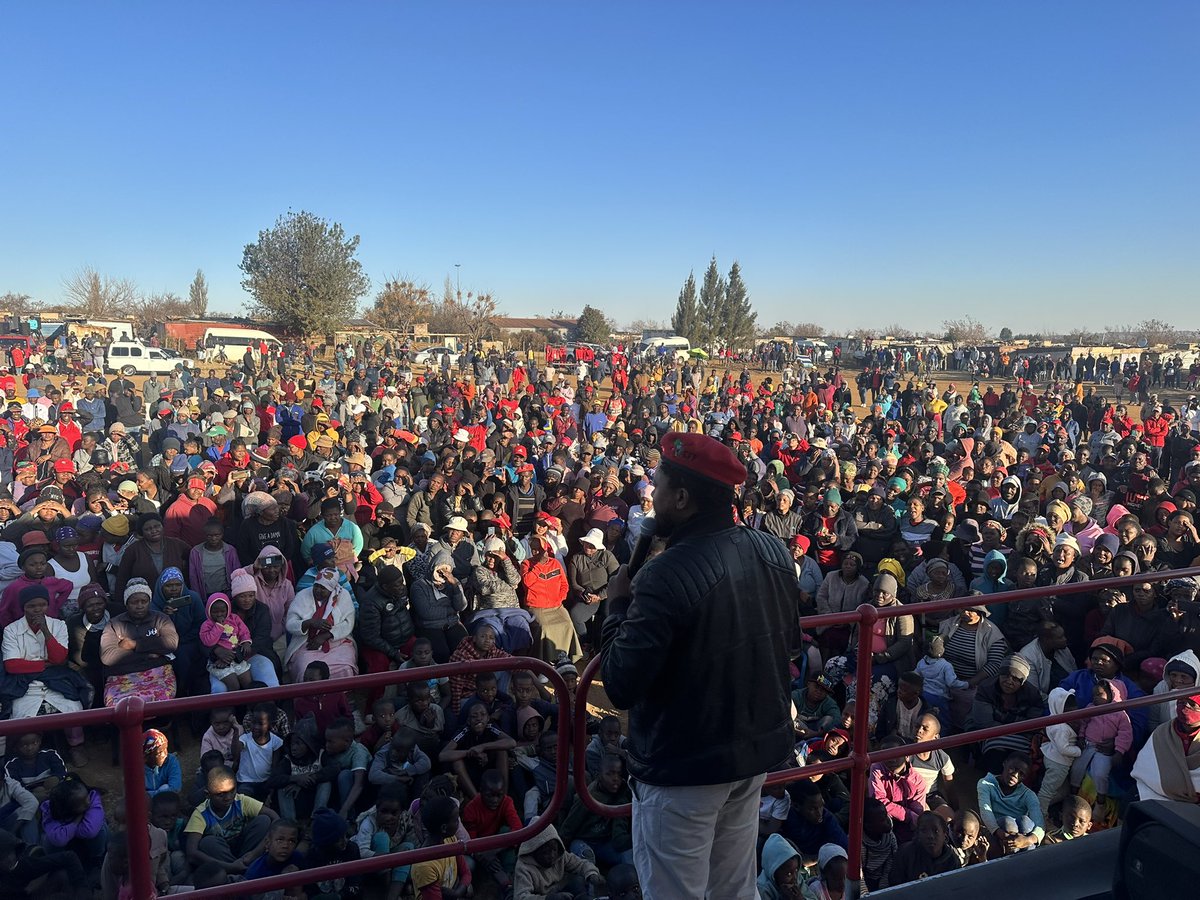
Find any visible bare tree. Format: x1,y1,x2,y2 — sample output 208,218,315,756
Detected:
134,290,193,321
879,323,918,340
942,316,989,344
0,292,37,318
62,267,139,319
368,276,434,337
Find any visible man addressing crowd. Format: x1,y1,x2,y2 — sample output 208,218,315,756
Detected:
602,432,797,899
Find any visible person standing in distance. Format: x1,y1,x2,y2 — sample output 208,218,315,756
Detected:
601,432,797,899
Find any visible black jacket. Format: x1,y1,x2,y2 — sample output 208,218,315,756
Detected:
601,518,797,786
356,582,416,660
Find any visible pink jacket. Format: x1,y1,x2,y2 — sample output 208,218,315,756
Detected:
868,762,928,829
1079,680,1133,754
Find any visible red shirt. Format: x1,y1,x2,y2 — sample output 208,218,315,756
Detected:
461,793,522,838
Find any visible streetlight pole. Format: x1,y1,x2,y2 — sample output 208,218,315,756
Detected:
455,263,461,300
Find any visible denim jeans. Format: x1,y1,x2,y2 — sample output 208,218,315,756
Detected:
314,769,356,811
570,838,635,867
209,654,278,692
371,832,414,883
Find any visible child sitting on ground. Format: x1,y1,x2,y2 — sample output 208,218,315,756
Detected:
4,732,66,802
513,824,601,900
187,750,230,809
199,593,254,692
149,791,188,885
368,728,432,807
915,636,967,724
395,682,446,760
585,715,626,779
293,661,353,741
359,697,400,753
396,638,452,710
1044,795,1093,843
275,730,322,822
353,784,416,900
234,703,285,801
410,795,471,900
461,769,523,895
245,817,305,881
200,707,242,768
793,673,841,739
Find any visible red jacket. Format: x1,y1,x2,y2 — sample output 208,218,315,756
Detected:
520,557,568,609
1142,413,1171,448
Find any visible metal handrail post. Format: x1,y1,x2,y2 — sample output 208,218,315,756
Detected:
115,695,153,900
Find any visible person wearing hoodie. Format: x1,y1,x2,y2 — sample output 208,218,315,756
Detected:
756,832,802,900
1064,496,1105,555
150,566,205,695
970,549,1015,622
512,824,601,900
1147,649,1199,732
989,476,1023,523
1071,677,1132,812
1037,687,1082,819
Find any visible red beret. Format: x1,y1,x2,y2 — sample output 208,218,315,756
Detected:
660,433,746,486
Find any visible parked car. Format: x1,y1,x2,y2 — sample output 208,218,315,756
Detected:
105,341,192,376
412,346,461,367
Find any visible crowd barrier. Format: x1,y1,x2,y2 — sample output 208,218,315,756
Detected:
572,564,1200,898
8,566,1198,899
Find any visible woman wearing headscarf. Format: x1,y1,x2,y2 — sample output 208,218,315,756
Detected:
150,566,205,695
0,584,91,765
1132,684,1200,803
409,552,469,663
99,578,179,706
850,487,899,572
1036,532,1091,666
234,490,301,569
65,583,122,706
847,573,915,685
969,655,1044,773
226,568,282,688
814,551,869,659
520,535,581,664
48,525,97,616
115,513,190,601
284,569,358,682
447,620,512,713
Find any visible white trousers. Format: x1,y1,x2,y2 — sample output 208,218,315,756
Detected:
631,773,765,900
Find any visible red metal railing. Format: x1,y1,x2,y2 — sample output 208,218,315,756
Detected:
8,565,1197,899
0,656,572,900
573,564,1200,896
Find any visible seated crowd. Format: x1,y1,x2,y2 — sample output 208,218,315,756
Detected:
2,341,1200,898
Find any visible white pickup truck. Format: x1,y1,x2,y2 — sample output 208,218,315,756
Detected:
105,341,192,376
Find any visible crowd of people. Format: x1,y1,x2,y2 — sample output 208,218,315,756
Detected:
0,331,1198,899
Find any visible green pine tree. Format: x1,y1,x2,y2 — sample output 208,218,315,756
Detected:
697,256,725,349
671,271,698,343
722,260,756,350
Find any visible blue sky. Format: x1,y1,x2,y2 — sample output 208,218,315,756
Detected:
1,2,1196,333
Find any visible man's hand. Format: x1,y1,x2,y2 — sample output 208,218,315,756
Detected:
607,564,632,616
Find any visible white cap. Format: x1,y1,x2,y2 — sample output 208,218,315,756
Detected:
445,516,470,533
580,528,605,549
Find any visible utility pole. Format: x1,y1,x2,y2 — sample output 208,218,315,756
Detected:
455,263,461,300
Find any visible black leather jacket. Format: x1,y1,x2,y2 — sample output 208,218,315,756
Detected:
601,516,797,786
